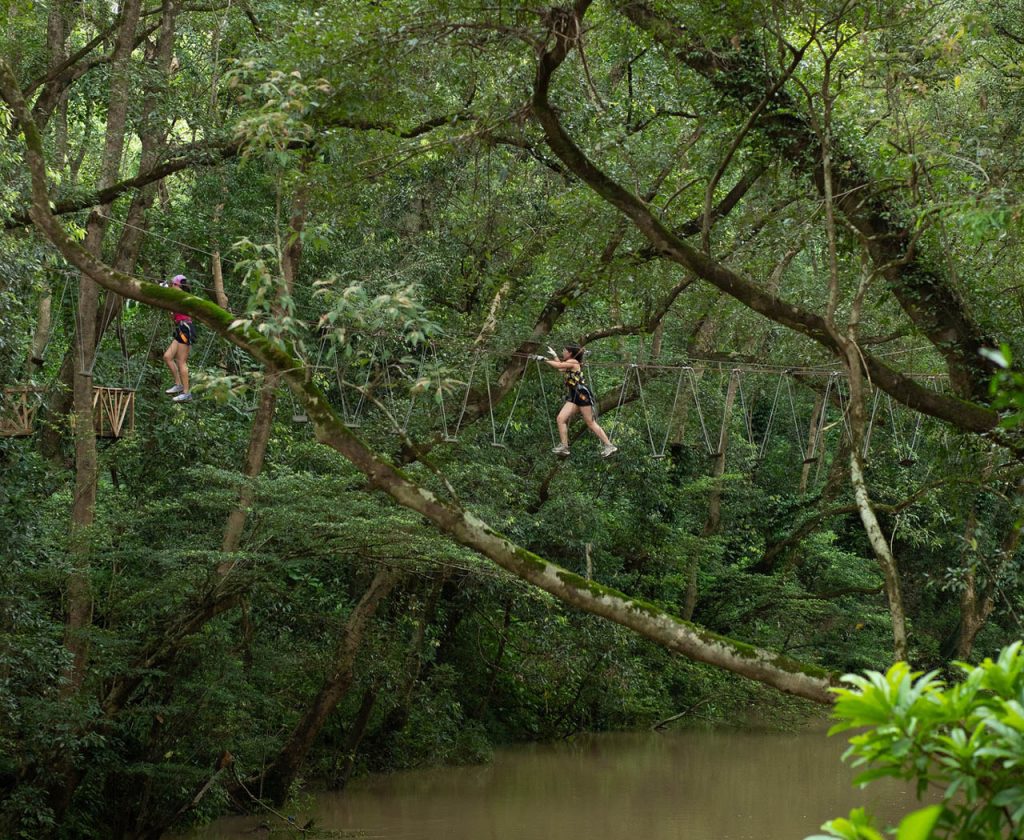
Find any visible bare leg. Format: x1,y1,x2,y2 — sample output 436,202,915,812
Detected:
163,341,180,386
175,342,191,393
556,402,577,446
580,406,612,445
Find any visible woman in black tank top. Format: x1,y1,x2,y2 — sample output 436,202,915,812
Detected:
532,343,617,458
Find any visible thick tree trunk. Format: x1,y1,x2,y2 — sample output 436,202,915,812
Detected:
956,568,985,661
613,0,997,403
47,2,145,819
62,0,144,697
64,262,98,698
261,568,400,804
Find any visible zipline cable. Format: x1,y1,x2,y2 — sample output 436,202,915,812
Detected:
863,386,881,459
432,342,451,442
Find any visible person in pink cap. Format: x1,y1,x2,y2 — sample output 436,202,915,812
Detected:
163,274,195,402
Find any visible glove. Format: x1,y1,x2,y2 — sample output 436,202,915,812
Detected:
546,346,558,359
530,354,546,361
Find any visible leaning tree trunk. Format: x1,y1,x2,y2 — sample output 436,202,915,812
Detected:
260,568,401,805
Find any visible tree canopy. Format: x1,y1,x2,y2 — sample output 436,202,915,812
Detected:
1,0,1023,835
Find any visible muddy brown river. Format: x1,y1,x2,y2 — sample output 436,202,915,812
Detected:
185,726,927,839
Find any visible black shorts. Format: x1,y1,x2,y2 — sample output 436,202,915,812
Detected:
173,321,196,345
565,386,594,407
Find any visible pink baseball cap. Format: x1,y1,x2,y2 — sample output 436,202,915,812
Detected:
171,274,186,287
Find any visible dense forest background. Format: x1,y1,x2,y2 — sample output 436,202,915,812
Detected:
1,0,1023,836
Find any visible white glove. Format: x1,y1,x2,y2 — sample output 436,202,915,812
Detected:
546,346,558,358
530,354,546,361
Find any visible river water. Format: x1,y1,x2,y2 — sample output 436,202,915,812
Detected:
188,727,926,839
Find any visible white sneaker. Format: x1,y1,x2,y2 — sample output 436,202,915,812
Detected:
165,384,184,395
552,443,571,457
172,392,193,403
601,443,618,458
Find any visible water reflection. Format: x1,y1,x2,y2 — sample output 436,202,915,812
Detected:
190,727,925,839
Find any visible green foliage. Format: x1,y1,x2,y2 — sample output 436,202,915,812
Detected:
810,645,1024,839
225,59,333,157
5,0,1024,835
982,345,1024,429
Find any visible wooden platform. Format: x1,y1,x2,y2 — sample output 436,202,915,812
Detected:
0,386,44,437
93,386,135,438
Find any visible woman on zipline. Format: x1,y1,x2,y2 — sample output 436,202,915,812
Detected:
163,274,195,403
533,343,617,458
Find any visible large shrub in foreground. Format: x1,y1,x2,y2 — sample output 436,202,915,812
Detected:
810,642,1024,840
